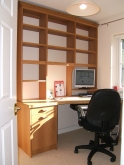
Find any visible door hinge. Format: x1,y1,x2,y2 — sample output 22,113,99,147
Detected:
14,103,21,115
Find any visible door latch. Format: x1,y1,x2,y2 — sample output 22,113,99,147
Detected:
14,103,21,115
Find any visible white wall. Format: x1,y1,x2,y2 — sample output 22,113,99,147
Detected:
58,104,81,134
98,19,124,165
98,19,124,89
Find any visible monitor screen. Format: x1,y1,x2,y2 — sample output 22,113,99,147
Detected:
74,69,95,88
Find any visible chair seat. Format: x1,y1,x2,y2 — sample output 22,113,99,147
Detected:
81,117,115,132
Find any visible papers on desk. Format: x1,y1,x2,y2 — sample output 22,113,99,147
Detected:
53,97,91,101
54,97,63,101
54,81,65,97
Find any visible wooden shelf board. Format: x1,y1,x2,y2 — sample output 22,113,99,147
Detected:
23,42,46,48
76,49,97,54
48,45,74,51
23,80,46,82
22,98,41,100
75,63,96,67
72,88,97,91
76,23,97,31
76,34,97,41
23,60,46,65
23,24,46,32
48,28,74,37
47,61,74,66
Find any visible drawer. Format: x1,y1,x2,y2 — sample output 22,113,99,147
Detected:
30,106,55,125
31,106,54,115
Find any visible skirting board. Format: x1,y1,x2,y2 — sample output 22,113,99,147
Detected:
58,125,81,134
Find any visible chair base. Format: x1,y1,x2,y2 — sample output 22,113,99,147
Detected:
74,132,116,165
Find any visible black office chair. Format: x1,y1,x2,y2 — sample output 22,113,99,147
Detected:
74,89,121,165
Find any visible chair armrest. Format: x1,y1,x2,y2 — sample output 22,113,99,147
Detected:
75,105,88,126
76,105,88,118
70,104,88,126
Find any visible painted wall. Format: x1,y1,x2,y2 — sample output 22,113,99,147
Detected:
98,19,124,89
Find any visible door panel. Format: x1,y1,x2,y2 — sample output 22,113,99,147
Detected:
0,21,12,99
0,0,18,164
1,121,14,164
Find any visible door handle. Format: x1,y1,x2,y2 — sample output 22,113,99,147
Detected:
14,103,21,115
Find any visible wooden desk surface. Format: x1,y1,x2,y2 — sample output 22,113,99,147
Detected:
21,96,91,108
53,97,91,105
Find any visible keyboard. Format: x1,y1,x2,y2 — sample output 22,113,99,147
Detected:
79,94,92,97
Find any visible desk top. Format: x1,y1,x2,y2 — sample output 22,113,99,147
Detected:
20,97,91,108
53,96,91,105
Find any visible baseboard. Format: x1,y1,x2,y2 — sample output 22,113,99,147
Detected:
58,125,81,134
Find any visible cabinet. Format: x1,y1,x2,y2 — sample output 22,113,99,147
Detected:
17,101,58,157
17,1,98,101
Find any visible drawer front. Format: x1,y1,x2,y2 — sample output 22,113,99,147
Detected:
30,106,55,124
30,105,58,153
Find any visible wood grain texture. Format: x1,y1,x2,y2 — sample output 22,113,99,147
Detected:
17,1,98,103
31,106,58,155
17,101,58,157
17,102,32,157
19,1,98,27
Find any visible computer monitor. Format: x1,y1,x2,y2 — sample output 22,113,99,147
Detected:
74,69,95,88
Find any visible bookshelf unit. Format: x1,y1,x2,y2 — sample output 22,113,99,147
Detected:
17,1,98,101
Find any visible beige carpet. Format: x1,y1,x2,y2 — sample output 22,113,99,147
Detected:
18,129,121,165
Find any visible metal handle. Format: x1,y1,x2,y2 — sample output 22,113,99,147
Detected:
14,103,21,115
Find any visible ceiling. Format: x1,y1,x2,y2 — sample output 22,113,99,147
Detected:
20,0,124,24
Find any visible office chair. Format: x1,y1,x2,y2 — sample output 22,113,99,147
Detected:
74,89,121,165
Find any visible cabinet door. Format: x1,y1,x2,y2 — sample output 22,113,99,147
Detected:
30,106,58,155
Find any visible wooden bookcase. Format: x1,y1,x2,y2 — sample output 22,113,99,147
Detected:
17,1,98,101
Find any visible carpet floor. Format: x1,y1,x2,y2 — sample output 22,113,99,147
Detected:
18,128,121,165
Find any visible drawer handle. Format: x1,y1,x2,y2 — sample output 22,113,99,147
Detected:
38,107,54,113
38,110,44,113
38,116,46,120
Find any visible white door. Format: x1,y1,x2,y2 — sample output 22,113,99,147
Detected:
0,0,18,165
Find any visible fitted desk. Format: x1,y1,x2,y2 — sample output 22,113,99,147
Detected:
17,97,91,157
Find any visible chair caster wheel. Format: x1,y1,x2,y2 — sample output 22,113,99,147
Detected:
110,147,114,151
110,157,116,162
87,160,92,165
89,140,94,145
74,149,78,153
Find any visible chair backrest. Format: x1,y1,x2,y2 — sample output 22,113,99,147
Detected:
86,89,121,131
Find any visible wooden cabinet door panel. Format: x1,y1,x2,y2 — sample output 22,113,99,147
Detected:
30,106,57,154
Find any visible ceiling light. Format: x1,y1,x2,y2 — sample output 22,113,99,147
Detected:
80,4,87,10
66,0,100,16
